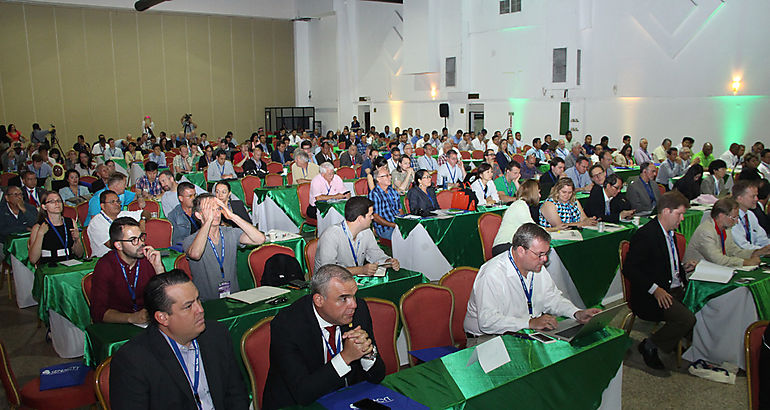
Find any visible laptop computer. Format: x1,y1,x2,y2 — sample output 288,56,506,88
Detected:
540,303,627,344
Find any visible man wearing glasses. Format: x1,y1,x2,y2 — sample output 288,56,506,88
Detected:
90,217,166,325
464,223,601,346
88,190,150,258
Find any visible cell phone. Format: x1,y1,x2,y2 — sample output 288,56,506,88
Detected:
287,279,309,289
352,398,390,410
530,332,557,344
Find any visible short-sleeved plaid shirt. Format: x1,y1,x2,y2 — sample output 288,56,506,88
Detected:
135,175,162,196
368,184,401,240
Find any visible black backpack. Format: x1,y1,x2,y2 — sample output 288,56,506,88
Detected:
260,253,304,287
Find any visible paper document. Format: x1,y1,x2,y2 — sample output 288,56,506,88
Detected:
227,286,289,304
265,229,301,242
59,259,83,267
550,230,583,241
583,223,626,233
466,336,510,373
689,260,734,283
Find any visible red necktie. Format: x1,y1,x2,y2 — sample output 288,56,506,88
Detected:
325,325,337,362
28,189,37,206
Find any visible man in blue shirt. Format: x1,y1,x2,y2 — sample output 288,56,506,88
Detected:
271,139,290,164
368,167,401,240
525,138,547,163
84,172,140,226
565,157,593,193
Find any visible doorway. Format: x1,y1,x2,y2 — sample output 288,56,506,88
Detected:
468,103,484,134
358,105,371,133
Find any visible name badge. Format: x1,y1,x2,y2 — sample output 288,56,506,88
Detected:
218,281,231,298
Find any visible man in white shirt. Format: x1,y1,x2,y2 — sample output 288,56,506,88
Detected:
486,135,501,153
564,131,577,151
464,223,600,342
437,150,465,188
512,131,526,152
652,138,671,163
555,139,569,159
634,138,654,165
207,149,236,181
88,190,147,257
103,138,123,161
720,143,743,169
656,147,685,189
315,197,400,275
759,149,770,178
91,137,107,157
471,132,486,151
386,147,401,173
525,138,547,163
417,143,439,172
159,170,206,216
731,180,770,250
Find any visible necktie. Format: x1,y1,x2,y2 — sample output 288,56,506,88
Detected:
605,199,611,215
325,325,337,362
28,189,37,206
744,213,752,242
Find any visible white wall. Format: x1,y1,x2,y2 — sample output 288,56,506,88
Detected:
298,0,770,154
6,0,297,18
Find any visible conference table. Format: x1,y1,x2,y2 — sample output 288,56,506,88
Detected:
682,259,770,369
84,268,428,367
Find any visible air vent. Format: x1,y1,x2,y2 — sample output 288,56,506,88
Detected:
358,96,370,102
446,57,456,87
552,48,567,83
468,93,480,100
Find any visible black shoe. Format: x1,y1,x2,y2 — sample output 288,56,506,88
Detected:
638,338,665,370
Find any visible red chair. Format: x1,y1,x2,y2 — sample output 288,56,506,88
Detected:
403,196,410,214
471,150,484,160
674,232,686,259
77,202,90,227
337,166,355,180
523,145,532,153
512,154,525,165
332,159,340,168
62,205,78,224
129,199,160,214
415,148,424,156
241,316,274,410
364,297,400,375
267,162,283,174
0,173,17,186
233,166,244,174
80,175,97,185
354,178,369,196
338,142,346,150
430,171,437,186
399,284,455,366
286,173,293,185
478,213,502,261
460,151,471,160
174,254,192,280
304,238,318,279
241,175,262,208
81,272,94,307
745,320,769,410
657,184,666,195
296,183,317,229
248,244,295,286
264,174,283,187
439,267,479,349
436,190,454,209
144,219,172,248
95,356,112,410
83,225,93,258
0,340,96,409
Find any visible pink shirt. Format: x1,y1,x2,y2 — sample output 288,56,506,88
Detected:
309,174,346,206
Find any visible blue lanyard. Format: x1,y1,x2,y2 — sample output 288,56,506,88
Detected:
166,335,202,410
100,211,113,225
218,162,225,178
425,156,434,171
666,231,679,278
34,167,41,178
186,212,198,231
70,186,78,198
504,179,515,196
740,213,751,242
322,326,342,361
508,250,534,318
207,230,226,278
447,164,457,183
426,189,438,208
714,176,720,195
482,181,489,198
45,217,69,258
341,222,360,266
115,253,140,311
641,179,656,203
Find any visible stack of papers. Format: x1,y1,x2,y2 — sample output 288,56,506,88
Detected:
265,229,301,242
550,230,583,241
583,223,626,233
227,286,289,304
689,260,735,283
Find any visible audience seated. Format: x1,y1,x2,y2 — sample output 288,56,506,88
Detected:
627,162,661,214
585,174,634,222
28,191,83,265
134,161,162,198
292,151,320,184
470,163,500,205
86,173,139,225
539,178,596,229
368,166,401,241
0,185,38,255
391,155,415,195
339,143,363,167
700,159,728,197
564,156,593,193
20,170,45,207
89,190,147,257
655,147,685,189
167,182,200,247
492,180,544,257
406,169,439,216
672,164,704,201
212,181,250,228
634,138,653,164
520,154,541,180
494,161,521,203
59,169,91,205
307,162,350,219
693,142,715,169
207,149,236,182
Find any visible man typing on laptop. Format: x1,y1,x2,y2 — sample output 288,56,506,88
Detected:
464,223,601,346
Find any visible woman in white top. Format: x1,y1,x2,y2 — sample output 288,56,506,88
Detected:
391,155,415,195
470,163,500,205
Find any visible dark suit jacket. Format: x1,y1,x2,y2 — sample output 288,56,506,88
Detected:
271,149,289,164
585,184,631,223
110,321,249,410
262,295,386,409
406,186,439,215
89,179,106,194
339,151,363,167
20,186,45,206
751,205,770,236
623,218,687,321
539,170,559,200
315,152,335,165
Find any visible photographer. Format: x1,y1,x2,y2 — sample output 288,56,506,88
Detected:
180,113,197,137
30,123,53,146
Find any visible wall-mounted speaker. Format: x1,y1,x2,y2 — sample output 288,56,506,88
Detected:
439,103,449,118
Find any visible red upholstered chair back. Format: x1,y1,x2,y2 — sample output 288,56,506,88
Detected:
267,162,283,174
304,238,318,279
439,267,479,349
478,213,502,261
364,298,400,375
77,202,90,227
399,284,455,366
128,200,159,214
658,184,666,195
95,357,112,410
233,166,244,174
174,254,192,279
618,240,636,333
415,148,424,156
62,205,78,224
674,232,686,259
82,225,93,258
264,174,283,187
80,175,97,185
460,151,471,160
337,167,355,180
430,171,437,186
471,150,484,159
248,244,295,286
522,145,532,153
241,316,273,410
241,175,262,208
436,190,454,209
0,173,18,186
512,154,525,165
81,272,94,307
296,183,316,224
0,341,22,407
403,196,410,214
354,178,369,196
144,219,172,249
746,320,769,410
338,142,346,150
286,173,293,186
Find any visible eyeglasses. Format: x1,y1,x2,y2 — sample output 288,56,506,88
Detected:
115,233,147,246
525,247,551,259
102,199,121,205
377,174,391,179
45,199,63,205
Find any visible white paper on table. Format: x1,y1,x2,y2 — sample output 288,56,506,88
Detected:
59,259,83,267
133,322,149,328
227,286,289,304
689,260,735,283
265,229,302,242
550,230,584,241
736,265,758,272
466,336,510,373
583,223,625,233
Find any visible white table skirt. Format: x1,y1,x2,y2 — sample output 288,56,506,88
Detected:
49,309,86,358
391,225,623,308
682,286,758,369
317,207,345,238
600,366,622,410
252,194,300,234
11,255,37,308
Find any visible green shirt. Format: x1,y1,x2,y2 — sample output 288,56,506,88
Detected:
693,151,714,168
494,175,518,197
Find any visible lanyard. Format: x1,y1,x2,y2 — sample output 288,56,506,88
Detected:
70,186,78,198
714,221,726,255
207,229,226,278
714,176,720,195
322,326,342,361
100,211,113,225
166,335,202,410
426,189,438,209
34,167,41,178
740,212,752,242
482,181,489,198
447,164,457,183
341,222,360,266
115,253,140,311
301,166,307,179
508,250,534,318
218,162,225,178
424,156,434,171
186,212,198,231
504,179,515,196
45,217,69,258
666,231,679,278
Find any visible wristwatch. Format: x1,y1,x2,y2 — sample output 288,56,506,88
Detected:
363,345,378,361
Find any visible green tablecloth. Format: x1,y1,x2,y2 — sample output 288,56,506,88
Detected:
684,266,770,320
380,328,629,409
317,199,347,219
84,268,428,366
183,171,207,190
4,233,32,270
255,186,304,228
31,251,181,329
677,209,704,243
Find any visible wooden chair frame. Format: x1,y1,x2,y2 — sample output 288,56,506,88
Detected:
94,356,112,410
745,320,769,410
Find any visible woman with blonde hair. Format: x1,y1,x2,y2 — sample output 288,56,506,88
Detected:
539,178,596,228
491,179,545,256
